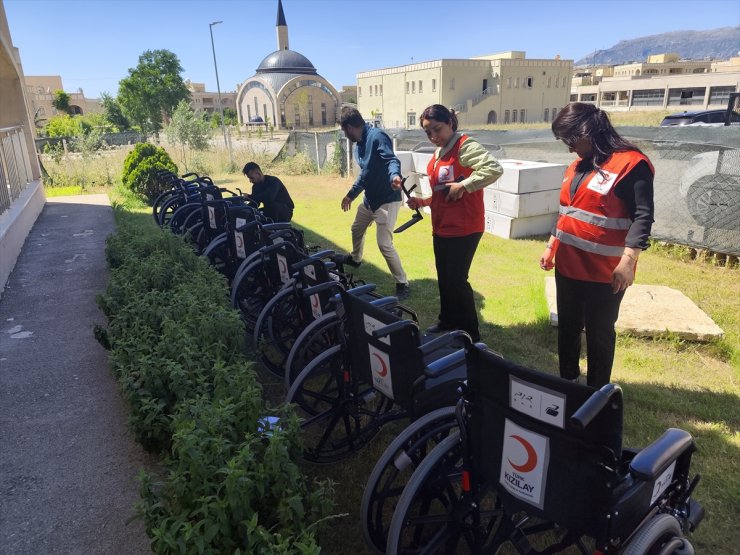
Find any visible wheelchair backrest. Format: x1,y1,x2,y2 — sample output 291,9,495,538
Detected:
340,291,425,410
262,241,307,291
466,344,623,536
293,257,337,321
228,205,264,260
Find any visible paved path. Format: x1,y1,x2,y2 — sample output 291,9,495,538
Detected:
0,195,152,554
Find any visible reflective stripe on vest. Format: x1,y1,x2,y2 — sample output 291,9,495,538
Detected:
558,205,632,230
555,229,627,257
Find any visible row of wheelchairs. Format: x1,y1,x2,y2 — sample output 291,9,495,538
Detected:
152,170,705,554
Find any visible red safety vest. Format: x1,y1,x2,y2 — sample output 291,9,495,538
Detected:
555,150,654,283
427,135,483,237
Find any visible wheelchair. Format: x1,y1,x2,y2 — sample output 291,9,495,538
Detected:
385,343,704,554
286,289,468,465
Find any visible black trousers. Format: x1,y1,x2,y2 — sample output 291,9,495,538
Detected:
555,269,625,388
433,233,483,342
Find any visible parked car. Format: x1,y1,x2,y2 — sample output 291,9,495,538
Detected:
660,109,740,127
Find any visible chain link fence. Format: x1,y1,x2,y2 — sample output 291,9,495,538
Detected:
285,126,740,255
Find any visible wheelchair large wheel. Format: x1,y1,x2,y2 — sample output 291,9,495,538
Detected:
157,194,184,228
387,432,504,554
284,311,342,388
622,513,691,555
231,259,272,336
152,189,178,225
362,406,458,554
202,233,229,276
253,284,303,378
168,203,200,235
287,345,393,464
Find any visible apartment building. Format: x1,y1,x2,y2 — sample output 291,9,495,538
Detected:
186,81,236,115
357,51,573,128
24,76,101,124
571,53,740,111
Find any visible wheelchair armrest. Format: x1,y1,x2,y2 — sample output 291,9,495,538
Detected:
424,349,466,379
310,249,335,260
324,262,337,271
303,281,343,298
370,296,399,309
260,240,295,255
262,222,293,232
629,428,695,482
291,257,320,272
570,383,621,429
419,330,472,357
235,221,259,233
347,284,377,297
372,319,417,340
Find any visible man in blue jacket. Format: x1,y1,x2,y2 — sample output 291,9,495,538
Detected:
339,107,410,300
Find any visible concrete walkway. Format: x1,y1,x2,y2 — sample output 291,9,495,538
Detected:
0,195,152,554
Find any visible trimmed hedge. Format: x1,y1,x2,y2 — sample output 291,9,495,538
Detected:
97,216,335,553
121,142,178,200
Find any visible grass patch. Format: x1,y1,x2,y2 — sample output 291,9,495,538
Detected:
105,161,736,552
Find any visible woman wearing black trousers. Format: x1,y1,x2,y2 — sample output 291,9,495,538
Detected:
540,102,655,387
407,105,502,342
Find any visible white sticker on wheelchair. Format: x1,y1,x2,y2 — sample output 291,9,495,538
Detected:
650,461,676,505
277,253,290,283
500,419,550,509
236,217,246,229
208,206,217,229
509,377,566,429
369,344,393,399
363,314,390,345
303,265,316,280
310,293,322,319
234,232,246,259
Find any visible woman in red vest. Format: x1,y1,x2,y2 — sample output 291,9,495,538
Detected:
540,102,654,387
407,105,503,342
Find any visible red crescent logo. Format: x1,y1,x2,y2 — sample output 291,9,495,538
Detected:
371,353,388,377
311,295,319,308
235,234,243,248
507,435,538,473
278,259,287,272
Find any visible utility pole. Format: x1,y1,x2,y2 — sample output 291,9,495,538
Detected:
209,20,234,167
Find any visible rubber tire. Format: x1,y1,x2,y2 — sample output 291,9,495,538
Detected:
361,406,458,553
253,282,303,378
621,513,692,555
284,311,342,388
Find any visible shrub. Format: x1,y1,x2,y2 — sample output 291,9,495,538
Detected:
121,142,178,200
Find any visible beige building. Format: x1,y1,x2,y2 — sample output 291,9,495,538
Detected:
1,1,44,297
235,0,340,129
186,81,236,115
571,54,740,110
357,51,573,128
24,75,101,124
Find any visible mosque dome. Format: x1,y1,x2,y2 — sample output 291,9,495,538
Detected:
256,49,316,74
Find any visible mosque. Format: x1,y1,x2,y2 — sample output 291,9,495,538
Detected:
236,0,341,130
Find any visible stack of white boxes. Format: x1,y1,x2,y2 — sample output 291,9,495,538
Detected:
483,160,567,239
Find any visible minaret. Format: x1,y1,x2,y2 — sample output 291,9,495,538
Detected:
276,0,289,51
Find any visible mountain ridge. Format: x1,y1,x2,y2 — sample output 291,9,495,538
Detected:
576,26,740,66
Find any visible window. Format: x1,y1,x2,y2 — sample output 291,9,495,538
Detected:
552,107,558,120
280,104,286,127
548,76,552,88
520,109,526,122
375,85,378,95
406,82,410,94
358,87,362,97
555,77,559,88
263,104,267,121
526,77,533,88
254,96,259,113
450,79,455,90
514,77,519,88
432,79,436,92
504,110,510,124
294,105,300,127
506,77,511,88
321,103,327,125
369,86,373,97
418,80,422,93
407,112,416,127
512,110,518,123
412,81,415,93
562,76,567,87
247,105,252,120
380,85,383,95
544,108,549,122
308,95,314,125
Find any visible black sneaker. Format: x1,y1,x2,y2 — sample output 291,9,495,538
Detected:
395,283,410,300
341,254,361,268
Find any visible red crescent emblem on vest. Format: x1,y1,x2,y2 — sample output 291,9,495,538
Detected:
371,353,388,377
508,435,538,473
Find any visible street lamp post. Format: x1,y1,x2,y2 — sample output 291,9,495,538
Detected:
209,20,233,167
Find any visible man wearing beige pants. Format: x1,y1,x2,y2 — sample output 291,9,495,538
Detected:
339,107,409,300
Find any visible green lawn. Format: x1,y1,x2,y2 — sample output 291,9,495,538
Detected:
115,170,738,554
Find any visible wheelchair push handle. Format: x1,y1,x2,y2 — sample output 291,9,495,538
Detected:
394,176,424,234
569,383,621,430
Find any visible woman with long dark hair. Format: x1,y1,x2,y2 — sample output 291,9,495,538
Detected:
407,104,502,342
540,102,655,387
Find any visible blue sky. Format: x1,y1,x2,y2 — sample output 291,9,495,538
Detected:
5,0,739,98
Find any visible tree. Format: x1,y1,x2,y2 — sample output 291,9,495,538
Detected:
118,49,190,135
164,100,211,170
52,90,72,115
100,92,130,131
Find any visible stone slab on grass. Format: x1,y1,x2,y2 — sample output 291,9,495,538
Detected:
544,277,724,341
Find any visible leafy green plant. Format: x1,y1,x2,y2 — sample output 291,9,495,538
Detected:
164,100,211,171
121,142,177,199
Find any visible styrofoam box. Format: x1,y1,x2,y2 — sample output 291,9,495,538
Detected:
483,188,560,218
494,160,567,194
484,211,557,239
